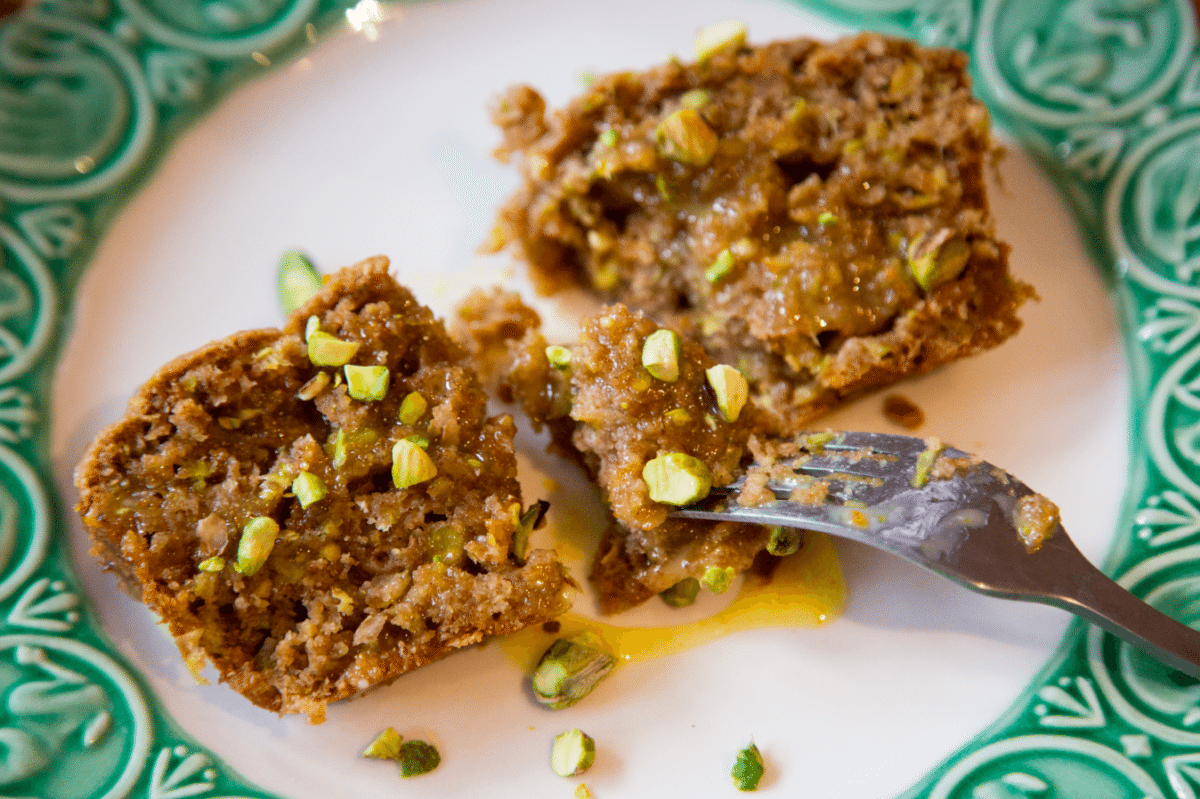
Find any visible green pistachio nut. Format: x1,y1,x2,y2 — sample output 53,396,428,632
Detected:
680,88,713,110
551,729,596,778
344,364,390,402
292,471,328,509
532,634,615,709
398,391,428,425
695,19,747,61
428,522,465,566
398,740,440,778
235,517,279,577
277,250,322,313
643,452,712,506
655,108,719,167
513,499,550,563
660,577,701,608
705,249,735,283
307,331,360,367
911,437,944,489
731,743,765,791
665,408,692,425
546,345,573,370
296,371,330,401
908,235,970,292
706,364,749,422
197,556,225,573
392,439,438,489
700,564,737,594
765,526,803,557
641,328,682,382
362,728,403,760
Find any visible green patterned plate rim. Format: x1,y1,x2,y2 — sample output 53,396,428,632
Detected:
0,0,1196,797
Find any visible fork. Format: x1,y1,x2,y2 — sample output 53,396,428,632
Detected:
672,431,1200,679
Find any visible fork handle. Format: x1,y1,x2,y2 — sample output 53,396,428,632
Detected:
1035,537,1200,679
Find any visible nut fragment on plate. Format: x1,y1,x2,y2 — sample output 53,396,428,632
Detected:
75,257,572,721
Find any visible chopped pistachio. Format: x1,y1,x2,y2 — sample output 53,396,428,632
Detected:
911,437,944,488
296,371,330,401
641,328,682,382
428,522,465,566
731,743,765,791
344,364,390,401
655,108,718,167
392,439,437,489
551,729,596,778
655,173,672,201
700,564,736,593
292,471,327,509
598,128,618,148
320,542,341,563
575,784,593,799
304,314,320,342
398,740,440,778
307,331,360,367
331,429,349,469
513,499,550,563
532,633,615,709
362,727,403,760
277,250,322,313
197,556,225,573
680,87,712,109
705,248,735,283
665,408,692,425
235,517,279,577
766,526,803,557
546,345,573,370
592,260,620,291
642,452,712,506
398,391,428,425
407,434,430,449
660,577,701,608
817,210,838,226
695,19,747,61
889,60,925,99
909,235,970,292
706,364,749,422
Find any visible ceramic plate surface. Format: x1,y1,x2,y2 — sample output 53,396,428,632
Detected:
0,0,1188,796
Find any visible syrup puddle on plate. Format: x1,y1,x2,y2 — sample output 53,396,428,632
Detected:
498,531,846,670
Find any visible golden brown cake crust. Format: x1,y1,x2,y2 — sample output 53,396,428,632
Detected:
76,257,571,721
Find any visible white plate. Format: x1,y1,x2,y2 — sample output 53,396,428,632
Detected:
50,0,1126,795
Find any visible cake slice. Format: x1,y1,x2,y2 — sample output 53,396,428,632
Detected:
490,30,1033,434
76,257,572,721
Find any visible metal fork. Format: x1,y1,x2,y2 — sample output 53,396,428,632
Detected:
673,431,1200,678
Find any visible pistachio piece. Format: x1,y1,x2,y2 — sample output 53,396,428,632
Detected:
362,728,403,760
292,471,327,509
235,517,279,577
695,19,747,61
680,87,713,109
398,391,427,425
706,364,749,422
344,364,390,402
731,743,765,791
659,577,700,608
197,556,225,573
911,437,944,489
304,314,320,342
817,210,838,226
766,526,803,557
513,499,550,563
705,248,734,283
296,371,330,401
655,108,718,167
665,408,692,425
643,452,712,506
908,234,970,292
427,522,465,566
532,633,615,709
598,128,618,148
277,250,322,313
307,331,360,367
398,740,440,778
392,439,437,489
641,328,682,382
546,345,573,370
700,564,736,593
551,729,596,778
407,434,430,449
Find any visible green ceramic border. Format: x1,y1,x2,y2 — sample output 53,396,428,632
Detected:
1,0,1195,796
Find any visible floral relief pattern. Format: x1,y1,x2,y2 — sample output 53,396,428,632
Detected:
0,0,1195,796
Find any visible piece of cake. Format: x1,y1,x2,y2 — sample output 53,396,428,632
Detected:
76,257,572,721
490,30,1033,434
